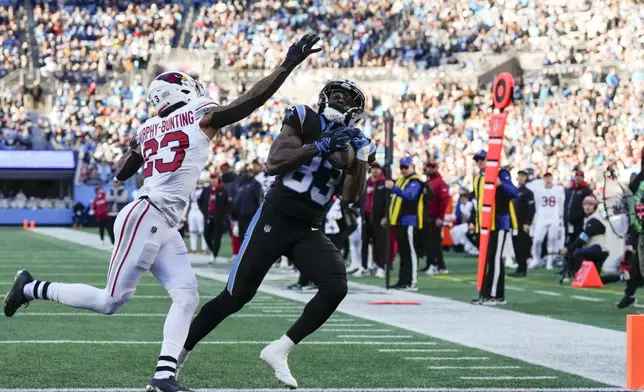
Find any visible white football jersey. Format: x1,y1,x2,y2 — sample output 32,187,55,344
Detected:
137,97,216,226
534,185,565,223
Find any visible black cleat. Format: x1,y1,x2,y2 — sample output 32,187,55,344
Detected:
145,377,194,392
3,270,33,317
617,295,637,309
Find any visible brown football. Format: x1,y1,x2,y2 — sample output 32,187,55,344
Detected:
327,144,356,169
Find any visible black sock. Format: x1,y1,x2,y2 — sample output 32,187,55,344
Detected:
31,280,52,300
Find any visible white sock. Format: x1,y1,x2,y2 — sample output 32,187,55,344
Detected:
23,281,120,314
155,288,199,379
200,233,206,251
276,335,295,354
189,232,197,252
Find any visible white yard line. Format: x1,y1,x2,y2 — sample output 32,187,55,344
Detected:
0,340,439,346
337,335,413,339
380,349,457,353
570,296,604,303
315,323,373,327
405,357,488,361
460,376,558,380
428,366,521,370
34,228,627,387
13,313,303,318
504,286,526,292
321,328,391,332
0,388,626,392
533,291,561,297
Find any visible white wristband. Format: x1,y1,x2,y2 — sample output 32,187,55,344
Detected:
356,145,370,161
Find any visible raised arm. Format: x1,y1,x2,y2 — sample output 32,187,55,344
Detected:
199,34,321,139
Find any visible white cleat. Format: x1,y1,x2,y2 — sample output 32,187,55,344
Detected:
375,268,386,278
260,341,298,389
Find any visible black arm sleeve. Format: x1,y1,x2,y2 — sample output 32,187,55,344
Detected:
115,150,144,181
206,66,294,130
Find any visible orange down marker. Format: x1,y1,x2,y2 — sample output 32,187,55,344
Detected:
477,72,514,291
626,315,644,390
571,261,603,288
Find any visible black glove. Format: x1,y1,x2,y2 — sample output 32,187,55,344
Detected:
129,135,140,151
282,34,322,70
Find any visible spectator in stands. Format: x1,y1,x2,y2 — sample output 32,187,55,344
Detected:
200,173,231,264
91,185,113,245
359,162,389,279
72,201,86,229
422,161,449,275
564,170,593,246
510,170,536,278
232,164,263,242
386,157,425,291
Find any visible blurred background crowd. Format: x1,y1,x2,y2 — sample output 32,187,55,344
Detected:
0,0,643,209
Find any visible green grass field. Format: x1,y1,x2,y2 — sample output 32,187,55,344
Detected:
0,227,623,389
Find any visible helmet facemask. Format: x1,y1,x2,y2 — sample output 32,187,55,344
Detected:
318,80,366,127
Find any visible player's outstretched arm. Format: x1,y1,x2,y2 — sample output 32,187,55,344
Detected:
265,125,319,176
199,34,321,139
115,138,144,181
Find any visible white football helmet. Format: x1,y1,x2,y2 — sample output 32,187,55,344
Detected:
148,71,206,115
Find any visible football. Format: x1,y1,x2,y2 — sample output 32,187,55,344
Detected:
327,144,356,169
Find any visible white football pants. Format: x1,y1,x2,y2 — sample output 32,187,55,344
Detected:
188,209,206,252
34,199,199,363
532,220,563,267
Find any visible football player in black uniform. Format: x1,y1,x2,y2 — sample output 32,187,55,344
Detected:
179,80,372,388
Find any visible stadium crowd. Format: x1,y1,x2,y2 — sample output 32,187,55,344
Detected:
0,0,642,192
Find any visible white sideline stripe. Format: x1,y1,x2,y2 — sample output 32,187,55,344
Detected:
0,340,438,346
321,328,391,332
405,357,488,361
429,366,521,369
320,323,373,327
380,349,457,352
460,376,558,380
504,286,526,292
0,388,625,392
337,335,413,338
571,296,604,302
534,291,562,297
0,282,161,287
14,313,302,318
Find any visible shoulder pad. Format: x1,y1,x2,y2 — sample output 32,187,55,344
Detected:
193,97,218,121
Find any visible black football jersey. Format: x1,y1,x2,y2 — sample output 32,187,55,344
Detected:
265,105,344,227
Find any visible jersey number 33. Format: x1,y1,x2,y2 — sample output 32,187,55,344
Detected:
283,156,342,205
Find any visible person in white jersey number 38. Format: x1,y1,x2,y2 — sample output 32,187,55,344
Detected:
3,34,322,392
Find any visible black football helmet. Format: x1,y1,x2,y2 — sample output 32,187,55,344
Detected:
317,79,366,127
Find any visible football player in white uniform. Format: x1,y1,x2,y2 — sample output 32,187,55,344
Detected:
529,172,565,270
187,183,208,254
3,34,322,392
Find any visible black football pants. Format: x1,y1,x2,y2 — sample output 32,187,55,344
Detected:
479,230,509,299
361,216,387,269
512,230,532,274
184,203,347,350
